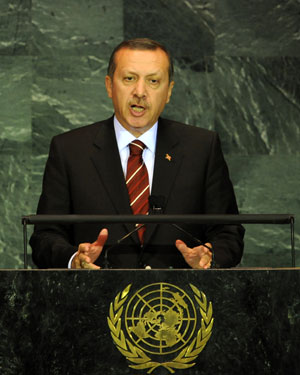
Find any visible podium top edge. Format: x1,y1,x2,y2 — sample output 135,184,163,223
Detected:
1,267,300,272
21,214,295,225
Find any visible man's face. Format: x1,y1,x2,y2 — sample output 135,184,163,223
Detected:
105,48,174,137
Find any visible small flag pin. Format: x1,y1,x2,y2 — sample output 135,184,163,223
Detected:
165,153,172,161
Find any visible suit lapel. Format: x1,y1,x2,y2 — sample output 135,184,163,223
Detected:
144,118,183,243
90,118,135,235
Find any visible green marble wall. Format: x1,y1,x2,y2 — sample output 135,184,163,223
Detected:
0,0,299,268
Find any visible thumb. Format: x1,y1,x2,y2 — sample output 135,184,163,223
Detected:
88,228,108,263
175,239,188,254
92,228,108,248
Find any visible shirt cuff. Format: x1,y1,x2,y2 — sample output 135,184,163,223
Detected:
68,252,77,269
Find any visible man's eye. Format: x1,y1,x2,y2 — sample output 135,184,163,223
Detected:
150,79,158,84
124,76,134,82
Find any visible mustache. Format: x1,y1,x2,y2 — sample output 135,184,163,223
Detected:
129,100,149,108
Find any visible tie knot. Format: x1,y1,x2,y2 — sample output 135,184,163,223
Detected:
129,140,146,156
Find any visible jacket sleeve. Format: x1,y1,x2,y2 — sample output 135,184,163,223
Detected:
30,136,77,268
202,132,245,267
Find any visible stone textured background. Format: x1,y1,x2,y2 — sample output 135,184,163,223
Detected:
0,0,299,268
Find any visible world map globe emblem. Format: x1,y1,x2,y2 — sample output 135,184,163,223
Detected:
124,283,198,355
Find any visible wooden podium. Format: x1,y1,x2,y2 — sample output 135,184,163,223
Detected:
0,269,299,375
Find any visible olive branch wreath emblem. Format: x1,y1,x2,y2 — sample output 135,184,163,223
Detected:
107,283,214,374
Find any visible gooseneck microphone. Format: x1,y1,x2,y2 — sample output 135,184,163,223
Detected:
103,224,145,268
148,195,216,268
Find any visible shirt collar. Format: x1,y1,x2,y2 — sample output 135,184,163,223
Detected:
113,115,158,154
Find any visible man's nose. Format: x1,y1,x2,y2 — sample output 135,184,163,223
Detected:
133,79,147,97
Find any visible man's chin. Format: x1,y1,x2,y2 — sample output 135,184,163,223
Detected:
125,119,155,134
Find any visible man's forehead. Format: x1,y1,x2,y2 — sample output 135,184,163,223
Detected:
114,48,169,70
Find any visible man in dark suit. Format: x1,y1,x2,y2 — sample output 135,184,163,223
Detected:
30,38,244,270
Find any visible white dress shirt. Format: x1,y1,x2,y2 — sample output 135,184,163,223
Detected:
113,116,158,191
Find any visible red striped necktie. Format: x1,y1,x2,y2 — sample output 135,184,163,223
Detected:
126,140,150,243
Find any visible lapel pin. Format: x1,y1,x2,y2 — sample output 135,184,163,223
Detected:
165,153,172,161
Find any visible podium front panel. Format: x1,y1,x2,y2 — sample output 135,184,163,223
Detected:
0,269,299,375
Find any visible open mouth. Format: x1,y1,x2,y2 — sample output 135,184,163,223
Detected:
130,104,146,113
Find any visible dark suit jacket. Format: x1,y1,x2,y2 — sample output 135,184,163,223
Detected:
30,117,244,269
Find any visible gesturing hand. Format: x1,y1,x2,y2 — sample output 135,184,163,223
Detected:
175,240,212,269
72,228,108,269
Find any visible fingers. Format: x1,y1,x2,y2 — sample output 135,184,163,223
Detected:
176,239,208,259
176,239,199,268
73,252,81,269
204,242,212,251
175,239,213,269
72,228,109,269
81,259,100,270
199,252,212,269
72,252,101,269
199,242,212,269
72,251,90,269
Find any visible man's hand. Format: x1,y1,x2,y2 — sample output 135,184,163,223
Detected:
71,228,108,269
175,240,213,269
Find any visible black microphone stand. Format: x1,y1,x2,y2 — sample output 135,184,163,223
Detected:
103,224,145,268
149,195,216,268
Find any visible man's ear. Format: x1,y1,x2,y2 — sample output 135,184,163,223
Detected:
166,80,175,103
105,75,113,98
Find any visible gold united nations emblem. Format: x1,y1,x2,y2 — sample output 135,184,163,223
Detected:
107,282,213,374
